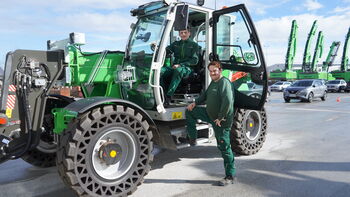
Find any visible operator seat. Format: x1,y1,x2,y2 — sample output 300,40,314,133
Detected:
175,48,205,94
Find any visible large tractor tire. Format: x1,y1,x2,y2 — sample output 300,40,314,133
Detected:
230,108,267,155
57,104,153,197
21,95,73,168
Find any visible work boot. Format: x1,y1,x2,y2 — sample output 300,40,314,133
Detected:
218,175,237,186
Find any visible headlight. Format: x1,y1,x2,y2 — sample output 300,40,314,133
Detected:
116,66,136,82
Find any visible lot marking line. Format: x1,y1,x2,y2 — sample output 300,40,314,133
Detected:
286,107,350,114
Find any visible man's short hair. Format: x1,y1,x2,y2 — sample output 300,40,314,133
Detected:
179,26,190,32
208,61,222,70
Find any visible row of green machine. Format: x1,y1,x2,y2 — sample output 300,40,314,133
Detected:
270,20,350,82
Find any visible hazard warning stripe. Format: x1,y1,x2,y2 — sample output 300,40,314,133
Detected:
9,85,16,92
6,85,17,110
6,95,16,109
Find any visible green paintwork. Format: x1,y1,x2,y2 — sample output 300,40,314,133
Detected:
298,30,325,80
302,20,318,72
222,70,255,93
341,27,350,72
222,69,231,79
269,20,298,81
330,71,350,81
68,46,124,98
52,46,125,133
52,108,78,134
298,72,333,80
285,20,298,71
270,71,297,80
311,31,324,72
322,41,340,71
330,28,350,82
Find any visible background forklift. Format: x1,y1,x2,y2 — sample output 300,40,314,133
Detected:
0,0,268,196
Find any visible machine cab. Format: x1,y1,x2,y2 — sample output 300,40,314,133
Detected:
122,1,267,120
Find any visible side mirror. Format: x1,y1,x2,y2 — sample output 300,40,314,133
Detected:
174,5,189,31
197,0,205,6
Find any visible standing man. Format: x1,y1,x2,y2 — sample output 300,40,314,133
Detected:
186,61,236,186
162,26,199,104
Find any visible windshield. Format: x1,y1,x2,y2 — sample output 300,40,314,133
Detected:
122,11,167,110
292,81,313,87
274,82,283,85
327,80,340,84
127,11,166,57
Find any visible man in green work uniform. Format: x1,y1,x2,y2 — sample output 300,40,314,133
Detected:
162,26,199,104
186,61,236,186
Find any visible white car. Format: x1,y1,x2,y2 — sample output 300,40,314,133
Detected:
326,79,347,92
270,81,292,92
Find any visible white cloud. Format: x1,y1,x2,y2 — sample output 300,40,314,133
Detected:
303,0,323,11
332,6,350,13
186,0,290,15
56,12,135,34
256,13,350,66
0,0,149,11
59,0,149,9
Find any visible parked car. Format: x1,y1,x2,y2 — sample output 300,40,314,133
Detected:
326,79,347,92
283,79,327,102
270,81,292,91
244,82,270,102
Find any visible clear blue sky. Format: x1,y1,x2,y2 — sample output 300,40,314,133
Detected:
0,0,349,67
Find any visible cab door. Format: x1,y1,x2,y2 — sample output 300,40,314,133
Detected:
211,4,267,110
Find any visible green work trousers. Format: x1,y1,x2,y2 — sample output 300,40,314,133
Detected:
185,107,236,176
161,66,192,96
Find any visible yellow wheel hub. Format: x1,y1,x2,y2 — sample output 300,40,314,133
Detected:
110,150,117,158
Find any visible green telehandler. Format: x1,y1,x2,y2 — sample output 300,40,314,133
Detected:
323,41,341,79
269,19,298,81
300,20,318,75
330,27,350,81
0,1,268,196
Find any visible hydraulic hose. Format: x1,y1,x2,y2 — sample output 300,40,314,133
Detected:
9,75,33,159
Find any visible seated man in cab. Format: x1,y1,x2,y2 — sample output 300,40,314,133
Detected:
161,26,200,105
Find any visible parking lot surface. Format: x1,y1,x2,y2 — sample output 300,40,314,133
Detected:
0,92,349,197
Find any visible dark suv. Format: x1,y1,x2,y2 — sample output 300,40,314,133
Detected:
283,79,327,102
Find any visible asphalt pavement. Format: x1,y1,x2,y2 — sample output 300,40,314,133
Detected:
0,92,349,197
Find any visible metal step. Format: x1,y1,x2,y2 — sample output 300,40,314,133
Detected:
176,137,213,149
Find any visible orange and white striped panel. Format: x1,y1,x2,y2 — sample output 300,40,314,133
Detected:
6,85,17,110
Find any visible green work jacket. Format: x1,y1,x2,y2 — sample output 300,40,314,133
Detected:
195,77,234,128
166,39,199,68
